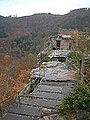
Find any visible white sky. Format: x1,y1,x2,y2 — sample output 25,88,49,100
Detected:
0,0,90,17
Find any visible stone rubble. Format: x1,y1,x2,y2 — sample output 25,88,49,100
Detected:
48,50,70,59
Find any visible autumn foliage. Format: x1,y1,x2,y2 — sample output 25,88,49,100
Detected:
2,55,10,66
0,54,37,102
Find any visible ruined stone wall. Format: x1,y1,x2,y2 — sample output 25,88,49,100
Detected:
48,28,74,50
50,37,73,50
51,37,57,50
60,40,73,50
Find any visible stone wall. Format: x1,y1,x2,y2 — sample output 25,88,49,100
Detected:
50,35,73,50
48,28,74,50
60,39,72,50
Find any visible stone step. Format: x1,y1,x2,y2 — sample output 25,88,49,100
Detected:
8,104,41,117
33,85,73,94
29,91,66,100
16,97,62,109
2,113,38,120
40,81,75,87
42,78,76,82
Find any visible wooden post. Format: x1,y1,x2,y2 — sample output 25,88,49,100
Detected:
80,54,84,81
18,93,20,104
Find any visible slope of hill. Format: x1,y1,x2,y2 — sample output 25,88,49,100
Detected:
0,15,4,20
0,8,90,58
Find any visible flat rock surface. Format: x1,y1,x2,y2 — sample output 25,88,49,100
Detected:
42,61,61,67
33,85,73,94
2,113,38,120
30,62,75,82
40,81,75,86
48,50,71,58
16,97,62,109
8,104,41,117
29,91,66,100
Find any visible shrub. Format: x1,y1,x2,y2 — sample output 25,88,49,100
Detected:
68,51,80,66
58,80,90,119
85,57,90,67
0,30,8,38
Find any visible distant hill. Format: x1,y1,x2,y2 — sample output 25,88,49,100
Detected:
0,8,90,58
0,15,4,20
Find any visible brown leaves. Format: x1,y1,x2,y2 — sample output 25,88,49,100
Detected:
0,62,36,102
73,30,78,36
0,54,37,103
84,68,90,85
0,73,26,101
2,55,10,66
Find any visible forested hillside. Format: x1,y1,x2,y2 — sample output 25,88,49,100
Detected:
0,8,90,57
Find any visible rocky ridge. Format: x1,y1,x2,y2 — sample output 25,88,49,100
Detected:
2,50,77,120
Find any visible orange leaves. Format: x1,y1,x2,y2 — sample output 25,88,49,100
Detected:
0,55,37,103
14,68,21,78
0,72,26,102
15,69,30,83
28,53,32,56
2,55,10,66
84,68,90,85
73,30,78,36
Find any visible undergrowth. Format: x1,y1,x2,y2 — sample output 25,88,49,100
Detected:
58,80,90,120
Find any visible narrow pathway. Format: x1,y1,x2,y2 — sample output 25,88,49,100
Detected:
2,61,77,120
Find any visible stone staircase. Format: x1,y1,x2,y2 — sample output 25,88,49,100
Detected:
2,60,77,120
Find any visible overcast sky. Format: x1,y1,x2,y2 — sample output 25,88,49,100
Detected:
0,0,90,17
